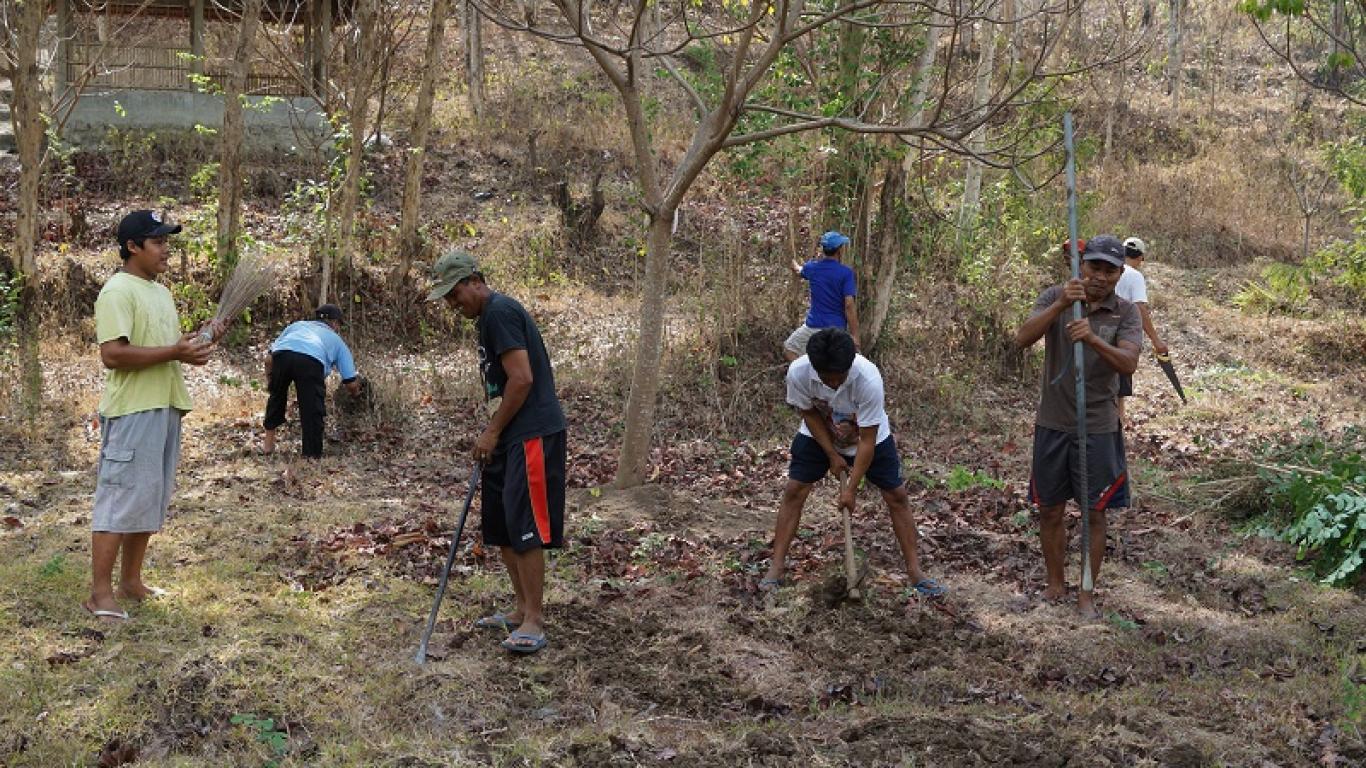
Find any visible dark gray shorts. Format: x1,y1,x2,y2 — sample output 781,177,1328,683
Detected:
1118,373,1134,397
92,408,183,533
1029,425,1129,511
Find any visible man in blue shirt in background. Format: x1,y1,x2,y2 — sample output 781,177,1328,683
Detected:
262,303,362,458
784,230,860,361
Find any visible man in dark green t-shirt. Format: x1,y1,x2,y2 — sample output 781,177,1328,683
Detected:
429,250,567,655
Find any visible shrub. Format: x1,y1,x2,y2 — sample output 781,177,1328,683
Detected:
1257,430,1366,586
1232,262,1312,316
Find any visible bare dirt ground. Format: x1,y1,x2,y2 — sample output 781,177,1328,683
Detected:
1,260,1364,767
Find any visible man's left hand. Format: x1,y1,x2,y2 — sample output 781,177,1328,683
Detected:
1065,318,1096,346
838,485,856,514
473,427,500,463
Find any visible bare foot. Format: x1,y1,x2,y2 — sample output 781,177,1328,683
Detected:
1041,584,1066,603
1077,592,1101,619
262,430,276,455
115,584,165,602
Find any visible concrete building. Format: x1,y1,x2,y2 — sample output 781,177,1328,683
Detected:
39,0,348,150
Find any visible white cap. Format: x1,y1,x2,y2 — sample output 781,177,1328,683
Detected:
1122,237,1147,256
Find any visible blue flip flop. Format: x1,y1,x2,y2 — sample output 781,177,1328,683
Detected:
758,577,785,591
501,630,547,654
475,613,520,631
912,579,947,598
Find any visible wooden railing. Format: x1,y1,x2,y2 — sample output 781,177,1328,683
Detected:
67,42,303,96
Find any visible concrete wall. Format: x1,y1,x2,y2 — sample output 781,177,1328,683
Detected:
64,89,328,152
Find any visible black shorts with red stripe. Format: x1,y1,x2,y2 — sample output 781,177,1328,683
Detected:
481,430,567,553
1028,425,1129,511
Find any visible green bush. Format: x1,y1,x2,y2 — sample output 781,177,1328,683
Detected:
1259,430,1366,586
1232,262,1312,315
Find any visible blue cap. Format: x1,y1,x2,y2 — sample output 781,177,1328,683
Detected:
819,230,851,253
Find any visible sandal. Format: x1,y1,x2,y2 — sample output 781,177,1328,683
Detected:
501,630,547,654
912,578,947,598
758,577,785,592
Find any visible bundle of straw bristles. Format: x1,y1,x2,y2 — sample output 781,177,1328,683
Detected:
199,250,277,342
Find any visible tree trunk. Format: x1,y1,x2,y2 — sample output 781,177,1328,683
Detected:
395,0,452,284
959,15,998,235
372,39,391,147
864,162,906,349
1167,0,1183,111
614,209,672,488
901,7,943,179
1105,3,1133,163
821,19,869,228
1329,0,1346,88
465,0,484,116
215,0,263,273
330,0,380,306
10,0,47,415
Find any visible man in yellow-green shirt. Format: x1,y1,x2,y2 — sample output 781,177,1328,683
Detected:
84,210,217,621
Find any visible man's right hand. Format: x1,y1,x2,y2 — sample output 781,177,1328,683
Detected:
1056,278,1087,308
175,333,213,366
1153,340,1170,356
828,452,850,481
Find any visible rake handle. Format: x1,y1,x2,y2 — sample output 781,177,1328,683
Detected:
415,461,482,665
839,478,860,599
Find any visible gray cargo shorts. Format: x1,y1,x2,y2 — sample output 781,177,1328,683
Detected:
92,407,184,533
783,324,822,356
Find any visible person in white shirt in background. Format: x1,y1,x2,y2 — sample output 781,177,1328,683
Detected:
1113,237,1170,426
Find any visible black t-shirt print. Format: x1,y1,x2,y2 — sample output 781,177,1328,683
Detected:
476,292,567,448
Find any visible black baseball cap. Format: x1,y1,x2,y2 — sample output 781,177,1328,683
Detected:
1082,234,1126,268
116,210,182,244
315,304,343,321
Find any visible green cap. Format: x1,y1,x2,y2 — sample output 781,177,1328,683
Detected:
427,250,478,301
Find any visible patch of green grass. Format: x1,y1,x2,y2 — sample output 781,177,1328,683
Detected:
230,713,289,765
1106,612,1141,631
1141,560,1170,579
38,553,66,578
1342,659,1366,729
945,465,1005,492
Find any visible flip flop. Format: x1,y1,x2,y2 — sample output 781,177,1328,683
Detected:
758,577,785,591
83,603,129,622
474,613,520,631
912,579,947,598
501,630,547,654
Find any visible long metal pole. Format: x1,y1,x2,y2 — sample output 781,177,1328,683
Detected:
415,462,482,664
1063,113,1093,593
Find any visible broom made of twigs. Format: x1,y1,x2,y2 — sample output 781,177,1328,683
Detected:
198,249,278,342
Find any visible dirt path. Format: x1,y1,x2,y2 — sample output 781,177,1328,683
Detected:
1,259,1363,766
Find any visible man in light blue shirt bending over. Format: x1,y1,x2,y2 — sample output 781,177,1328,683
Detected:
262,303,362,458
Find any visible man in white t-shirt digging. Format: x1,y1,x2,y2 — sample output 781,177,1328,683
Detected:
760,329,945,598
1113,237,1169,425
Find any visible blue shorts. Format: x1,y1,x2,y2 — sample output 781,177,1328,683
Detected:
788,433,904,490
